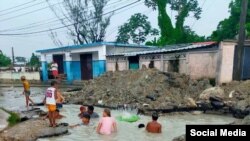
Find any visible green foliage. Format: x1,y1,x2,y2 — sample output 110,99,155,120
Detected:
210,0,250,41
15,57,26,62
7,112,21,126
144,0,204,46
1,108,21,126
28,53,40,67
116,13,159,44
0,53,11,67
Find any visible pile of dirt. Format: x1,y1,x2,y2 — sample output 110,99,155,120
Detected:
64,69,211,110
220,81,250,118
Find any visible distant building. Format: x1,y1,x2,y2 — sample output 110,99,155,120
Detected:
106,41,250,84
36,42,154,82
13,57,27,72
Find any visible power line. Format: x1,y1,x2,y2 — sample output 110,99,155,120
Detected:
190,0,207,29
4,0,143,38
0,0,131,32
0,0,39,13
0,1,63,23
0,1,47,17
0,0,141,36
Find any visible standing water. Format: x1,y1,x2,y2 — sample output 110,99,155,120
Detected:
0,87,236,141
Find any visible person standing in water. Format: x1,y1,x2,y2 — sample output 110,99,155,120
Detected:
44,81,58,127
96,108,117,135
21,76,34,109
146,112,162,133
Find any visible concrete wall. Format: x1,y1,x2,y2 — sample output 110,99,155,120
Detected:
217,41,236,84
0,72,40,80
154,60,161,70
179,59,187,74
187,51,218,79
106,56,128,72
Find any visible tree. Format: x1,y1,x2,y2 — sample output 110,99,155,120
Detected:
116,13,159,44
15,57,26,63
0,53,11,67
210,0,250,41
28,53,40,67
47,0,112,45
144,0,203,45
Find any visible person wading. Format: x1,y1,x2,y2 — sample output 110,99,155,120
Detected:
21,76,35,109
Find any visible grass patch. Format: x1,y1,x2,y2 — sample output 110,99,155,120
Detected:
0,108,21,126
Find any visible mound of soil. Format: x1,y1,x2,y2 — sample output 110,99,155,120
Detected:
64,69,211,109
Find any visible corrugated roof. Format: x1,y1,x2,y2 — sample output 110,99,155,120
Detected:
36,42,156,53
107,42,217,56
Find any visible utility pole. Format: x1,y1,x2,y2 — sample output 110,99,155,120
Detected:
233,0,248,80
11,47,15,68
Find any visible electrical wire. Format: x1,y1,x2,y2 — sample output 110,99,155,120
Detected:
0,0,141,36
0,0,132,32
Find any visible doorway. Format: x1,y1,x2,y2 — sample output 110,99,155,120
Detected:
128,56,139,70
52,54,64,74
80,54,93,80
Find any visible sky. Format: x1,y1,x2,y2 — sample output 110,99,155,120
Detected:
0,0,231,58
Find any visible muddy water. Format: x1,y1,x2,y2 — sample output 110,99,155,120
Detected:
0,87,236,141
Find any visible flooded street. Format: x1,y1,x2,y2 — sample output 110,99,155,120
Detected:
0,87,236,141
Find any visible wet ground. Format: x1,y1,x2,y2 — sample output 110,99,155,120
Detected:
0,87,236,141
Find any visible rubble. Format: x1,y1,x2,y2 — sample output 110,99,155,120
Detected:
63,69,250,118
0,119,68,141
64,69,211,110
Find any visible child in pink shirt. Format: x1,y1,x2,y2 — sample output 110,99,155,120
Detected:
96,108,117,135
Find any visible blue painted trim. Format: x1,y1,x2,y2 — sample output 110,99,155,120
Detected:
65,61,73,83
41,61,48,81
71,61,81,80
92,60,106,78
36,42,156,53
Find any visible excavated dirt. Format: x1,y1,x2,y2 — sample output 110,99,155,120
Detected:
64,69,212,109
63,69,250,118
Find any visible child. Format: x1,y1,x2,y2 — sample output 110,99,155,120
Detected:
78,106,86,118
146,112,162,133
43,109,64,120
84,105,99,118
70,114,91,128
56,90,65,109
96,108,117,135
20,76,35,109
44,81,58,127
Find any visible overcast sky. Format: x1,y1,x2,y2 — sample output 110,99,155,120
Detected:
0,0,231,58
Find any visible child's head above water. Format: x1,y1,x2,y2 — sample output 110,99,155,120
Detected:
103,108,111,117
152,112,159,121
80,106,86,113
81,113,90,124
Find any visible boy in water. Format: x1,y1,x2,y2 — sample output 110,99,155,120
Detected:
146,112,162,133
84,105,99,118
70,113,91,128
78,106,86,118
44,81,58,127
21,76,35,109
